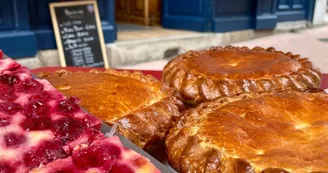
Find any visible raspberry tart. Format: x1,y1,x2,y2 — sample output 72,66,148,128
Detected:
37,69,184,150
166,90,328,172
31,136,160,173
0,53,160,173
162,46,321,104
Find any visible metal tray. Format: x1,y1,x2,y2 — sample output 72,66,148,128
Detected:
101,123,176,173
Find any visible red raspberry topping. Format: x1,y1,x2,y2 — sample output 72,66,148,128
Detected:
53,117,84,144
0,162,16,173
29,91,51,102
57,97,80,115
0,102,22,115
23,140,67,169
16,78,42,93
0,86,17,101
3,132,26,148
0,118,9,127
21,116,52,131
72,142,121,170
23,101,50,118
0,74,20,86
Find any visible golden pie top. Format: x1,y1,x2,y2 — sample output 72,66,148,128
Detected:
166,91,328,173
163,46,321,104
186,50,301,79
41,72,163,122
38,69,184,149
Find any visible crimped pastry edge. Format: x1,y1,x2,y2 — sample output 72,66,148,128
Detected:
38,69,185,150
165,90,328,173
162,46,322,105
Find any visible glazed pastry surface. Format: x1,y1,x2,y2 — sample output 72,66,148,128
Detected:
185,50,301,78
166,91,328,173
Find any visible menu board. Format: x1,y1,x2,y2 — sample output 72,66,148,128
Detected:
50,1,109,68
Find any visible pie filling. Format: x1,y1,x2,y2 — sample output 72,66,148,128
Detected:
0,55,160,172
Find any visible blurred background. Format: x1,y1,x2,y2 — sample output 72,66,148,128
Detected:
0,0,327,72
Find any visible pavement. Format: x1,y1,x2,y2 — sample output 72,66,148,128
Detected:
117,25,328,73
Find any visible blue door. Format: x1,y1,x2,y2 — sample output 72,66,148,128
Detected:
276,0,315,22
162,0,256,32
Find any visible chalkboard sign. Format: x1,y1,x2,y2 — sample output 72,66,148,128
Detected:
50,1,109,68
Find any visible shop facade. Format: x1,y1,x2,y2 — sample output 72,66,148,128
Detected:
162,0,315,32
0,0,319,58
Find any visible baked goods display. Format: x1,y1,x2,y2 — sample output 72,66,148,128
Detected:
0,56,160,172
166,91,328,172
37,69,184,150
162,46,321,104
1,44,327,173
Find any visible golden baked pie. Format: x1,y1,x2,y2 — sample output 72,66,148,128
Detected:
162,46,321,104
37,69,184,150
166,90,328,173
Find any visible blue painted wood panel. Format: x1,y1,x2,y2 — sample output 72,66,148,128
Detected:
255,0,277,29
162,0,210,32
0,1,15,30
162,0,256,32
211,0,254,32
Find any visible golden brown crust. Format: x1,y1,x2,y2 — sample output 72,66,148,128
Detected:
166,91,328,173
38,69,185,150
162,46,322,104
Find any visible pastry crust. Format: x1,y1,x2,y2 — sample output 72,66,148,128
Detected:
162,46,321,104
166,90,328,173
37,69,184,150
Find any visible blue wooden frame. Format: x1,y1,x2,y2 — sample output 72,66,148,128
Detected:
0,0,116,58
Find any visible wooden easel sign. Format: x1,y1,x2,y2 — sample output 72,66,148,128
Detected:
50,1,109,68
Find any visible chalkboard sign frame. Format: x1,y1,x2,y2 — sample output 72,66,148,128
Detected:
49,1,109,68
